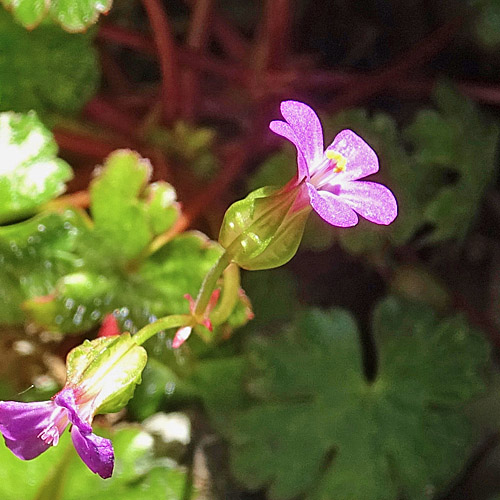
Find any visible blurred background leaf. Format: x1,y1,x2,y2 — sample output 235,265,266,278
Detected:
1,0,112,32
0,9,99,115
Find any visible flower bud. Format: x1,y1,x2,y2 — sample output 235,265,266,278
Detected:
218,182,311,270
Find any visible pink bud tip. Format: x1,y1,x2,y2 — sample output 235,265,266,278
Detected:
172,326,192,349
98,314,120,337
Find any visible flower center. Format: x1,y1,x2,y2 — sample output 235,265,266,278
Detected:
325,150,346,173
37,407,67,446
310,151,347,189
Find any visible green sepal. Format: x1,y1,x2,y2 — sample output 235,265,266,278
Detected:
219,183,311,270
65,333,147,415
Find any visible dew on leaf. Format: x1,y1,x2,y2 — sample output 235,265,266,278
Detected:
90,310,101,320
165,381,176,395
37,224,45,232
64,298,75,310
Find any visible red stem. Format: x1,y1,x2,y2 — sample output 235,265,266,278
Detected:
255,0,291,71
141,0,180,123
210,13,249,60
83,97,139,137
182,0,214,121
327,14,466,112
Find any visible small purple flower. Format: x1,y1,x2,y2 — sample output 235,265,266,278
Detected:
270,100,398,227
0,386,114,478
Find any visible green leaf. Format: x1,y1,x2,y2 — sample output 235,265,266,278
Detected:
127,358,180,421
404,82,499,243
0,209,86,324
223,298,489,500
144,182,180,236
90,150,153,263
0,425,190,500
0,111,72,223
190,357,249,435
1,0,112,32
148,121,218,180
474,0,500,47
23,231,226,335
10,148,243,339
241,268,298,329
0,0,47,28
0,9,99,115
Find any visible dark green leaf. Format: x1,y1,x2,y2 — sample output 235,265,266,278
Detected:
0,9,99,115
222,299,489,500
404,82,499,243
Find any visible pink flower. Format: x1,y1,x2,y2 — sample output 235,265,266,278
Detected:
0,387,114,478
270,100,397,227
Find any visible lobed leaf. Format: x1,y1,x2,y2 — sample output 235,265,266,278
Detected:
213,298,490,500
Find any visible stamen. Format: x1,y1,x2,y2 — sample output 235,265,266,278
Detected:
325,150,346,173
38,425,59,446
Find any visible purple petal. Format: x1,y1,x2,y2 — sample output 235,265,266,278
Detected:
279,101,324,166
307,183,358,227
269,120,309,180
54,388,92,435
0,400,65,460
326,130,379,182
71,426,114,479
336,181,398,225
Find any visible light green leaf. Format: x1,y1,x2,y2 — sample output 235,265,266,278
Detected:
144,182,180,236
1,0,112,31
0,9,99,114
0,209,86,324
221,298,489,500
0,112,72,223
90,150,153,263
